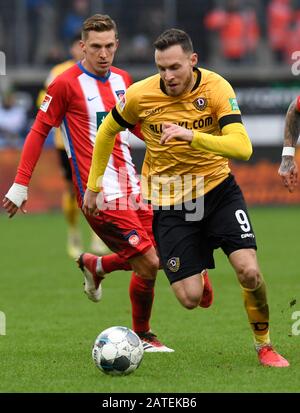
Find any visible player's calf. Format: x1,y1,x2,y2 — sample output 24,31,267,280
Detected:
129,247,159,280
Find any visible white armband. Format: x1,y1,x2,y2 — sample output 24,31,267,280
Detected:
5,183,28,208
282,147,295,157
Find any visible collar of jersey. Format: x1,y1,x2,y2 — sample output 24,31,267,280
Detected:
160,67,201,96
77,61,111,82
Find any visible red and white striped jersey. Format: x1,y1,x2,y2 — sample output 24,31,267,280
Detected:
37,62,141,202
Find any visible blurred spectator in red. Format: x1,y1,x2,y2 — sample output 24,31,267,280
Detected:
204,0,260,64
267,0,293,63
283,9,300,64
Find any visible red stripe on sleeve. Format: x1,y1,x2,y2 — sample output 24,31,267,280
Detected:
14,119,52,186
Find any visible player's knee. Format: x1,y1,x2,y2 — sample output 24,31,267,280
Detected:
238,266,260,289
134,255,159,280
179,294,200,310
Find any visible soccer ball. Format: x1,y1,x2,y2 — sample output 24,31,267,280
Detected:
92,326,144,376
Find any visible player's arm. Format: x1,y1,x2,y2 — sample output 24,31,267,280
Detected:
278,97,300,192
2,119,51,218
161,119,252,161
83,111,126,215
2,76,68,218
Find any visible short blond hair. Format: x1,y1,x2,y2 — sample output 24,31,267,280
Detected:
82,14,118,41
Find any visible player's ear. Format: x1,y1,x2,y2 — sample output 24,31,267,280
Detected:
79,40,86,53
191,52,198,67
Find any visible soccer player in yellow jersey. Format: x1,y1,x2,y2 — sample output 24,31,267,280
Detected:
37,33,109,258
84,28,289,367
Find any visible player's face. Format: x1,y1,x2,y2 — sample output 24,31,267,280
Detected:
80,30,119,76
155,45,198,97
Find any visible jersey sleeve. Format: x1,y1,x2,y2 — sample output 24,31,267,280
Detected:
212,75,242,128
36,76,69,128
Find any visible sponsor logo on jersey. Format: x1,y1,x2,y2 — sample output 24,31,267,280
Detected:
167,257,180,272
229,97,239,111
40,94,53,112
96,111,109,129
87,95,98,102
149,116,213,134
125,230,140,247
145,107,162,116
193,97,208,111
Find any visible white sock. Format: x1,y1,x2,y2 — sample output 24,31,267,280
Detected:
96,257,105,275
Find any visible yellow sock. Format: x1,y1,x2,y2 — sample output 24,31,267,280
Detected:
62,191,79,227
241,278,271,348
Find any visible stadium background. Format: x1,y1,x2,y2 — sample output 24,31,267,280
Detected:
1,0,300,211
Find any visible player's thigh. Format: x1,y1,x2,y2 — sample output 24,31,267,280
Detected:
152,209,214,284
84,205,153,261
228,248,262,286
207,176,257,255
171,273,204,306
128,246,159,279
129,194,156,246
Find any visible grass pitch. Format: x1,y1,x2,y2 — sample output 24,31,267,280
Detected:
0,207,299,393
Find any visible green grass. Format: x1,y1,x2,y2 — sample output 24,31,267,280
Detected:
0,208,299,393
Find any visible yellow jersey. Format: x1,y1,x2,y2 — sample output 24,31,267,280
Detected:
113,67,245,204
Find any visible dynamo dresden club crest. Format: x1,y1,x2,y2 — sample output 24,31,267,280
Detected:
167,257,180,272
193,97,208,111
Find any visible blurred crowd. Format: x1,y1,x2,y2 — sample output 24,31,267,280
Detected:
1,0,300,148
205,0,300,65
0,90,27,148
1,0,300,67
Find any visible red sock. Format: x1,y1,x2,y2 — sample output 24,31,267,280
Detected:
101,253,132,273
129,272,155,333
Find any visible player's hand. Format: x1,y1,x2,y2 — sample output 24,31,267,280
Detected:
160,122,193,145
278,156,298,192
82,188,100,216
2,183,28,218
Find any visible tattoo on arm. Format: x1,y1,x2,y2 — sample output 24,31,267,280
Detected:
280,156,294,174
284,99,300,147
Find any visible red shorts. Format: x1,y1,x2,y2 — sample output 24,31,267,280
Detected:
84,195,155,261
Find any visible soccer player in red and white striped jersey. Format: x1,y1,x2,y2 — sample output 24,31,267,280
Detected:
2,14,177,352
